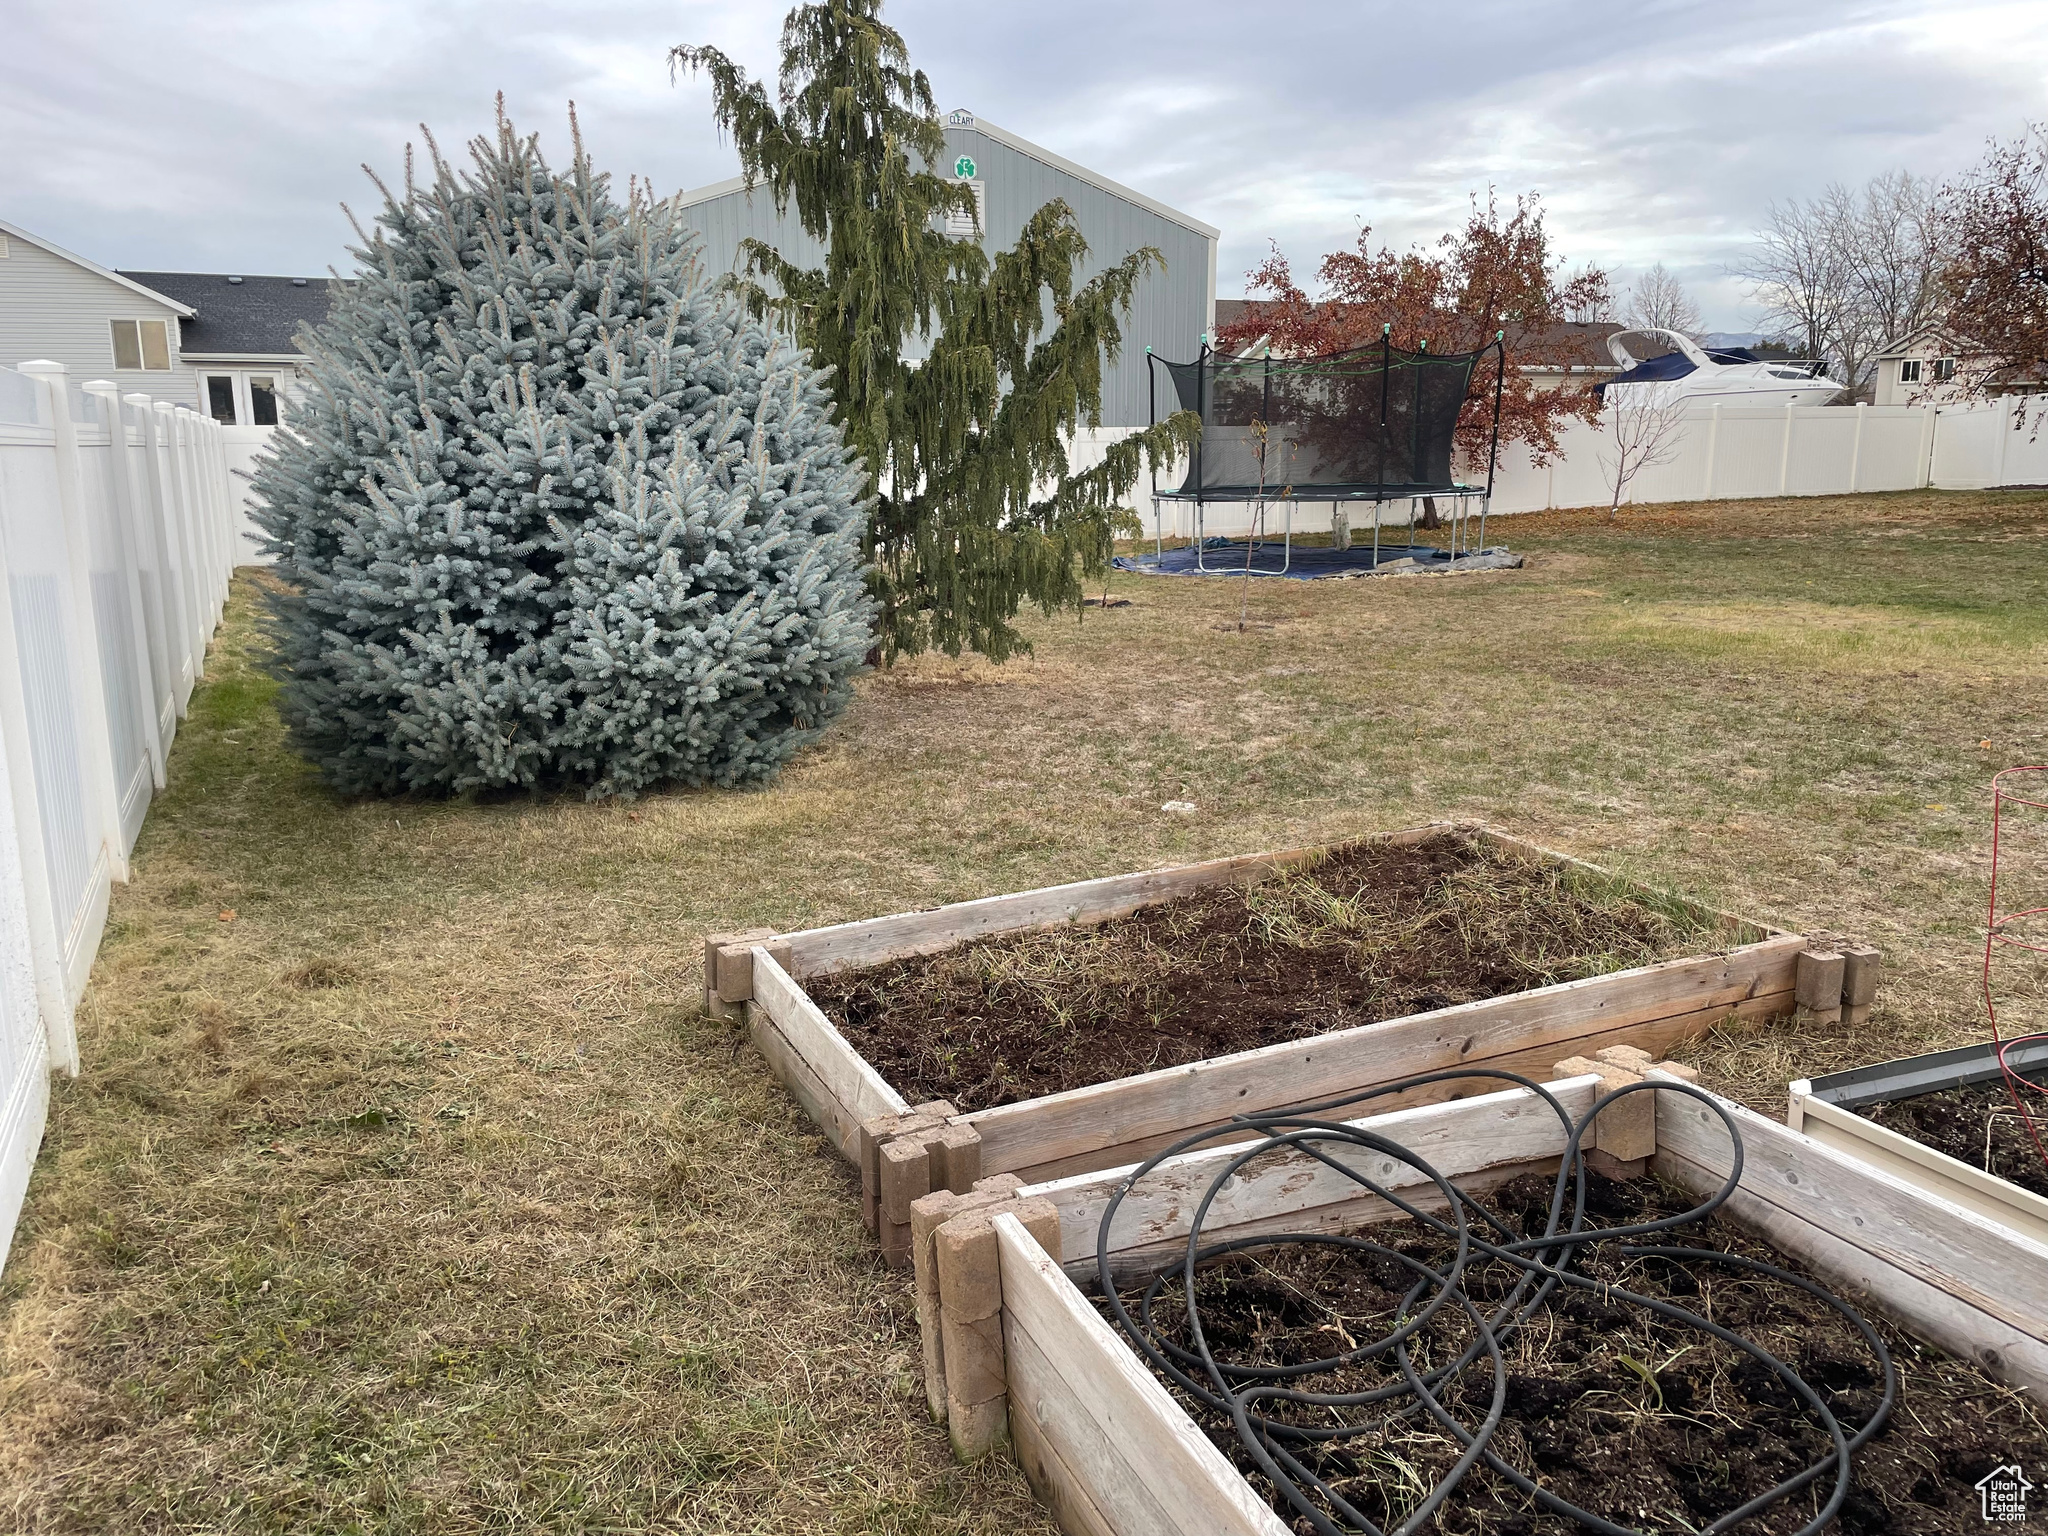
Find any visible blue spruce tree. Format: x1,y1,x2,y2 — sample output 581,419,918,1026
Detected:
251,108,874,797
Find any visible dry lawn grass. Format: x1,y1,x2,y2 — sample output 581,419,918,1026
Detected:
1,487,2045,1533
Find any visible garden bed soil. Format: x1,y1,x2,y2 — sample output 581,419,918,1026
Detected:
1860,1071,2048,1201
810,834,1718,1114
1100,1172,2048,1536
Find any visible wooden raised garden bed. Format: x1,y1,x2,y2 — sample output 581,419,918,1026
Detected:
704,824,1816,1267
904,1052,2048,1535
1789,1035,2048,1250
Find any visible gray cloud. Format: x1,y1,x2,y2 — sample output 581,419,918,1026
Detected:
4,0,2043,330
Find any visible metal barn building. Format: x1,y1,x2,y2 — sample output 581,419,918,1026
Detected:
675,108,1218,432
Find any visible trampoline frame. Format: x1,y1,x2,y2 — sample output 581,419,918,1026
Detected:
1142,330,1509,577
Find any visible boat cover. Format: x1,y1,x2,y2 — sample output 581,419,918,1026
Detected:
1594,346,1763,398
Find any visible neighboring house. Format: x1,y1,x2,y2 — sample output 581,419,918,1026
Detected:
115,271,336,567
116,270,335,430
0,218,200,407
0,218,337,566
678,108,1218,433
1870,319,2047,405
1870,322,1971,405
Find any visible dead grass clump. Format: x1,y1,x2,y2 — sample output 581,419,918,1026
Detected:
284,957,359,990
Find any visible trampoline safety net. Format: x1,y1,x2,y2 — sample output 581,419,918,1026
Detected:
1152,341,1486,501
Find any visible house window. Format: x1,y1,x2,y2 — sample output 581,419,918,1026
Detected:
248,375,279,426
1898,359,1921,384
1933,357,1956,382
111,318,171,371
205,376,237,425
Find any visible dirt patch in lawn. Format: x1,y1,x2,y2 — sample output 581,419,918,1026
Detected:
1098,1171,2048,1536
1861,1071,2048,1200
812,834,1720,1112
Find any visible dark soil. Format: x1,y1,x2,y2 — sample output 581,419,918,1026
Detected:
813,833,1718,1112
1100,1172,2048,1536
1862,1071,2048,1200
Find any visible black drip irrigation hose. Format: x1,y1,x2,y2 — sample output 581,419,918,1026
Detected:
1095,1069,1898,1536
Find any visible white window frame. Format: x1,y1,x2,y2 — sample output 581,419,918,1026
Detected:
198,368,288,427
110,318,173,372
1932,357,1957,382
1898,358,1922,384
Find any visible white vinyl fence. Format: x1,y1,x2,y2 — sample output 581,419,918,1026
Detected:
1098,395,2048,538
0,361,236,1272
1486,395,2048,514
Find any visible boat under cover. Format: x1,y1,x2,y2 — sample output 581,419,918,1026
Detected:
1596,328,1844,408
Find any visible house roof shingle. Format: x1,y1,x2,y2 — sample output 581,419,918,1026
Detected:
118,271,337,359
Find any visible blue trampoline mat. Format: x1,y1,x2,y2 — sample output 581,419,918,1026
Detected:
1114,540,1514,580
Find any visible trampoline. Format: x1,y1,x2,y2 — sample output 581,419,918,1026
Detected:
1135,331,1507,576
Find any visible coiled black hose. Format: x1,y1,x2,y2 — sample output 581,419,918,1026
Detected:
1095,1068,1896,1536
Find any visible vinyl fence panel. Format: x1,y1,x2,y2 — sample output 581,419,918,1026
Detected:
0,361,236,1274
1091,393,2045,527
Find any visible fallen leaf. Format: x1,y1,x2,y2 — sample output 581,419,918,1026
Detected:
218,909,237,923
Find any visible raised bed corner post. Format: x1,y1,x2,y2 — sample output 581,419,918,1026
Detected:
1793,936,1881,1027
859,1103,984,1265
1795,944,1846,1025
702,927,780,1020
907,1181,1061,1460
1840,943,1881,1027
1552,1045,1700,1180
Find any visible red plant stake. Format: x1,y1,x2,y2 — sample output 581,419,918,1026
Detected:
1982,765,2048,1172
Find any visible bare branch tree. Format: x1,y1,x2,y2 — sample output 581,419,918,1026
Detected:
1599,385,1690,521
1854,169,1946,347
1739,192,1851,368
1623,263,1703,336
1738,171,1946,396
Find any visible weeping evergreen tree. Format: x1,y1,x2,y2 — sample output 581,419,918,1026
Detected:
673,1,1199,662
250,107,874,797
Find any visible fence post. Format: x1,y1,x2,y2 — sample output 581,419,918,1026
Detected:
17,362,130,885
200,415,230,606
1702,402,1721,499
134,398,195,712
120,396,178,747
1995,398,2013,488
1848,402,1866,494
1777,401,1795,496
0,525,81,1075
83,382,166,789
177,409,220,627
1919,406,1938,488
157,403,208,676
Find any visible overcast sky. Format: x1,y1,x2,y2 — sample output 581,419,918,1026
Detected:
5,0,2044,331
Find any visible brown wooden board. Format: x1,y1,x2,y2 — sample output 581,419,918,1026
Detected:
996,1212,1291,1536
966,938,1800,1184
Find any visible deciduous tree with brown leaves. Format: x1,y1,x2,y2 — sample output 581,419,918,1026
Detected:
1942,123,2048,392
1215,193,1611,487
